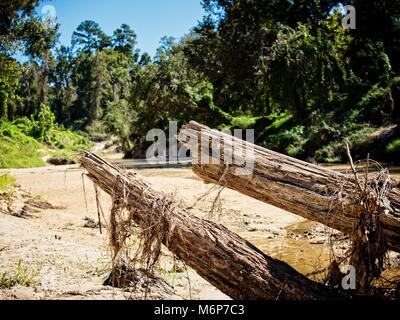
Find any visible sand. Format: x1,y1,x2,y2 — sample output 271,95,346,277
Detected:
4,161,398,299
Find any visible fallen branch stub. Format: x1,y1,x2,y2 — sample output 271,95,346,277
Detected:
80,152,337,300
0,186,55,218
177,121,400,254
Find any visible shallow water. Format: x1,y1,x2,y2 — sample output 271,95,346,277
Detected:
324,164,400,179
249,165,400,281
143,163,400,283
249,222,332,281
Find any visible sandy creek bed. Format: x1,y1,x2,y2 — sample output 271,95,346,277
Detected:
1,164,399,300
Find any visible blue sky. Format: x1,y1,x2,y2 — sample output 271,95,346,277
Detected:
38,0,205,57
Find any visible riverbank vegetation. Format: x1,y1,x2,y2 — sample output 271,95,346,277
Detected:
0,105,89,168
1,0,399,168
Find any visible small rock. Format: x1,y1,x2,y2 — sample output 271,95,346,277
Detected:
311,240,325,245
47,157,76,166
83,217,105,229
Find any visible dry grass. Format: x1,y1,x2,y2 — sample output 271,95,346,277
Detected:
80,153,179,297
325,146,399,294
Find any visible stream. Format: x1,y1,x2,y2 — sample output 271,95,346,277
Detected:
249,166,400,283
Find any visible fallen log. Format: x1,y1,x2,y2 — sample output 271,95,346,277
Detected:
177,121,400,253
80,152,337,300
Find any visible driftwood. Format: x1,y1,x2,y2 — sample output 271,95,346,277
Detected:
177,121,400,253
80,152,337,300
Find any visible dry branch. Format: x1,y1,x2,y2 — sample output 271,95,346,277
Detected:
0,186,54,217
177,121,400,253
80,152,337,300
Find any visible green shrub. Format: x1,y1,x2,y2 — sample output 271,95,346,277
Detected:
386,138,400,154
85,120,109,141
47,129,89,151
0,173,15,191
0,114,89,168
266,125,307,156
0,260,38,289
231,115,261,129
315,143,343,163
265,112,294,131
0,136,46,168
357,85,393,125
314,126,377,163
16,105,57,142
0,121,46,168
0,119,41,145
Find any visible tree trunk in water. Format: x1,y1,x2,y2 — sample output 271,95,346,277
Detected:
80,152,337,300
177,121,400,253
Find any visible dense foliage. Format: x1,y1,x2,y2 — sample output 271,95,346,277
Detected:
1,0,399,165
0,104,89,168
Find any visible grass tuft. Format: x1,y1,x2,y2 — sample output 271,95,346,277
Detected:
0,260,38,289
0,173,16,191
0,118,89,169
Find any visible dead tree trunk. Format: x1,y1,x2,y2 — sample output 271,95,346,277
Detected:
177,121,400,253
81,152,337,300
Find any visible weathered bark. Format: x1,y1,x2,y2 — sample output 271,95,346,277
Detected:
177,121,400,253
81,152,336,300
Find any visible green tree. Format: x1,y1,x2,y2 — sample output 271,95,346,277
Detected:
0,0,39,52
139,52,151,66
112,23,137,56
72,51,110,126
17,15,58,114
126,41,221,156
263,23,344,118
0,55,20,119
50,46,75,123
72,20,111,55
